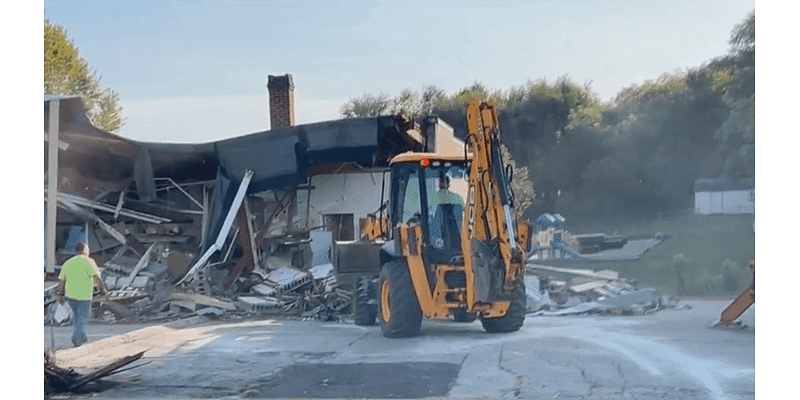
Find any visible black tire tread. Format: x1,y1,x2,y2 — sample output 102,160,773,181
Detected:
480,279,526,333
379,261,422,338
353,275,377,326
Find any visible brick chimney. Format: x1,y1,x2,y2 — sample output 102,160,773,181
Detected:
267,74,295,128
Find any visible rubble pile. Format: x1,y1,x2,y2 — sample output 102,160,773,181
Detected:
47,258,354,326
525,263,678,316
42,172,362,326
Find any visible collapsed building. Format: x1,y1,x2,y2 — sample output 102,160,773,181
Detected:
44,74,465,321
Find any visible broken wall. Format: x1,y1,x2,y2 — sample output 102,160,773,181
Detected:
297,171,390,242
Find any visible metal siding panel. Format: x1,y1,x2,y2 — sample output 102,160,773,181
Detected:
711,192,723,214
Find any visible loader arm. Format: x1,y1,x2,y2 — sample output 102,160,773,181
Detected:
462,99,526,300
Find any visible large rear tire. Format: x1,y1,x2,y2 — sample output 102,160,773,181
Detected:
480,279,526,333
353,275,377,326
378,260,422,338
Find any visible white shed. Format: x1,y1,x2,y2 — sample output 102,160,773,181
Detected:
694,178,754,215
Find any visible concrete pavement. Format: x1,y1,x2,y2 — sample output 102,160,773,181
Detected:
45,299,754,399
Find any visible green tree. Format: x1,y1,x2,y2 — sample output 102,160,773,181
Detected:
715,95,754,178
709,11,755,178
44,19,125,133
501,144,535,221
340,92,393,118
730,11,755,67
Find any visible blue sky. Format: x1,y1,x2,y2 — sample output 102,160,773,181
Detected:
43,0,754,143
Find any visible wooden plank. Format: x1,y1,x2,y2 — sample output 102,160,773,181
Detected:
127,243,157,280
97,299,137,319
168,292,236,310
595,269,620,280
527,263,620,281
244,198,259,267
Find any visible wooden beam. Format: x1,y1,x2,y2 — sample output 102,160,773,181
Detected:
127,243,157,281
243,198,259,268
225,207,255,289
200,185,208,250
46,100,59,274
527,263,620,281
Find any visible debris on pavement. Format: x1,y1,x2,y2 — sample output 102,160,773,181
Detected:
525,263,677,316
45,350,147,395
530,289,662,316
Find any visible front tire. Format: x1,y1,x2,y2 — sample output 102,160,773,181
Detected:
378,260,422,338
353,275,377,326
480,279,526,333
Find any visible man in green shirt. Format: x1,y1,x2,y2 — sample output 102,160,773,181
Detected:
429,175,465,249
429,175,465,210
57,242,107,347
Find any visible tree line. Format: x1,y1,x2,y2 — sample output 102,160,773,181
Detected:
340,11,755,223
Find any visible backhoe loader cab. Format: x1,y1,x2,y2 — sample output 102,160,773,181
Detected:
353,100,531,338
389,157,469,263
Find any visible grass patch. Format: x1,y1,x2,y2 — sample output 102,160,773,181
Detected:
563,214,755,297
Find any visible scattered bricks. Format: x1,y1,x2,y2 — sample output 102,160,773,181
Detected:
237,296,283,312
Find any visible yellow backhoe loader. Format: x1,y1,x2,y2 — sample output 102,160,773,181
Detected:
353,100,532,337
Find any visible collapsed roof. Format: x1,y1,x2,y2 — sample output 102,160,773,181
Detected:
45,95,423,201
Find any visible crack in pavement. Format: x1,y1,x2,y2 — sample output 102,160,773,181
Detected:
616,361,627,396
572,362,599,398
497,343,526,399
346,331,371,348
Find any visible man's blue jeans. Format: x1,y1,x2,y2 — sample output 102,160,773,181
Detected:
67,298,91,346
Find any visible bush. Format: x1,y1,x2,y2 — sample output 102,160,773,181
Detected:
722,260,740,294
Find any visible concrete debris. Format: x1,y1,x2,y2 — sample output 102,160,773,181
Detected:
526,263,675,316
251,283,277,296
237,296,283,312
267,266,312,292
309,263,334,280
524,275,556,313
530,288,666,316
